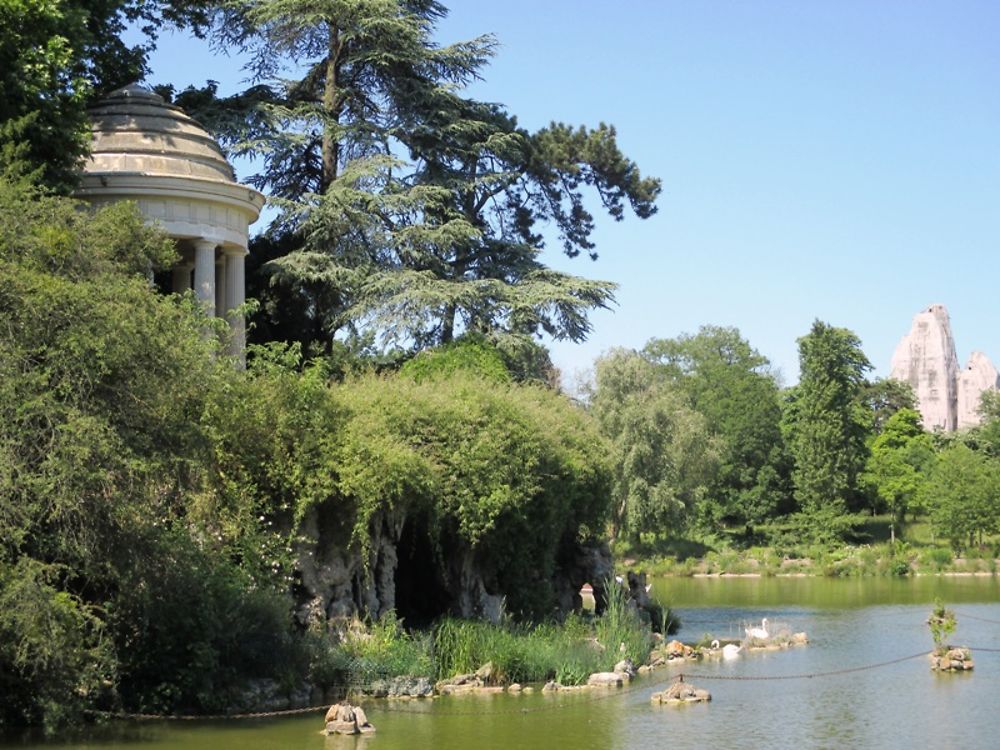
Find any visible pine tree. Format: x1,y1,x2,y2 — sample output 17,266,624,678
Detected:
178,0,660,353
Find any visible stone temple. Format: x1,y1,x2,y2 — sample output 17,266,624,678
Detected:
889,304,998,431
74,84,265,360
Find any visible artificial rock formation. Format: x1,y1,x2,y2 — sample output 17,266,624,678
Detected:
292,506,611,632
957,352,1000,430
890,304,959,431
890,304,998,432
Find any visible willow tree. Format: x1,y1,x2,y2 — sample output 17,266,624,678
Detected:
180,0,660,353
589,349,720,542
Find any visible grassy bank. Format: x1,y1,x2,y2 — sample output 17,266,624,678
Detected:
616,515,1000,578
312,582,664,690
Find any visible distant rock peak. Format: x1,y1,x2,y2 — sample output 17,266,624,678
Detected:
957,351,1000,430
890,304,997,431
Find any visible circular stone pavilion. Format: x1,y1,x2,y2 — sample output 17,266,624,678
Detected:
74,83,265,359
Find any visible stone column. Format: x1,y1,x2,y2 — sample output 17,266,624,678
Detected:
215,253,227,318
193,238,217,317
225,248,247,362
171,264,191,294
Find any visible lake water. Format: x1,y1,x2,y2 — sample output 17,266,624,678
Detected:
6,576,999,750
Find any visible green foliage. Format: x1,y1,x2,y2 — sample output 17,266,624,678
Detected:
788,320,872,530
927,599,956,653
183,0,656,353
323,613,433,687
590,349,720,541
919,444,1000,552
860,378,918,435
861,408,935,541
965,390,1000,458
0,0,212,191
110,529,301,714
400,337,513,384
334,373,612,617
644,326,792,532
595,576,654,665
203,350,612,620
431,605,649,686
0,176,294,725
0,559,112,730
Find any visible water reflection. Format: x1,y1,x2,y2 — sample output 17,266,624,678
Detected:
4,578,999,750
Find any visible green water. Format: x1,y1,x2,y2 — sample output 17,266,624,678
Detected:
6,577,1000,750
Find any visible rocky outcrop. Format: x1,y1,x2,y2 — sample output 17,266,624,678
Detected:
957,352,1000,430
650,680,711,705
293,506,610,633
890,304,959,432
324,703,376,735
930,647,974,672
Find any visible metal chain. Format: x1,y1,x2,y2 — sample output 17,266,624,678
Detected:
89,639,995,722
672,650,929,681
953,610,1000,626
86,704,331,721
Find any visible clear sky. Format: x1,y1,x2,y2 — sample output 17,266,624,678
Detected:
139,1,1000,386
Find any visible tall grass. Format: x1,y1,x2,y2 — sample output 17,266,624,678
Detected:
430,584,653,686
313,579,656,690
311,612,433,689
595,576,653,665
432,615,602,685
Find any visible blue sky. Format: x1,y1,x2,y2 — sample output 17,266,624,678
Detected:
140,1,1000,386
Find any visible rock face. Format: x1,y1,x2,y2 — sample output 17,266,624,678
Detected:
890,304,960,431
957,352,1000,430
890,305,998,432
293,506,611,634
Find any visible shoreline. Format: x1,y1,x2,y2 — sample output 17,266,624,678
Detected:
680,570,999,578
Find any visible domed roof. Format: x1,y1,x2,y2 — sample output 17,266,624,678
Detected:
83,83,237,184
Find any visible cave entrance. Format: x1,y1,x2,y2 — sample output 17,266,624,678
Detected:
394,515,451,627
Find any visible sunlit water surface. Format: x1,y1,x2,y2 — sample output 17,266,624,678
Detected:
5,577,999,750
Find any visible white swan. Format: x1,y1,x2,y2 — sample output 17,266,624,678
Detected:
710,639,742,659
745,618,769,640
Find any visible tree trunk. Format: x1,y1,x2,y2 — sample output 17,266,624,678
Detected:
321,24,341,191
441,303,456,343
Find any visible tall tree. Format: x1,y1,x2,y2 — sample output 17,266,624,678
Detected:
790,320,872,528
919,444,999,552
859,377,918,436
643,326,791,532
860,408,934,543
179,0,660,353
589,349,720,542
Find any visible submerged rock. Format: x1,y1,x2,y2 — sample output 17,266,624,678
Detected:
651,680,711,705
